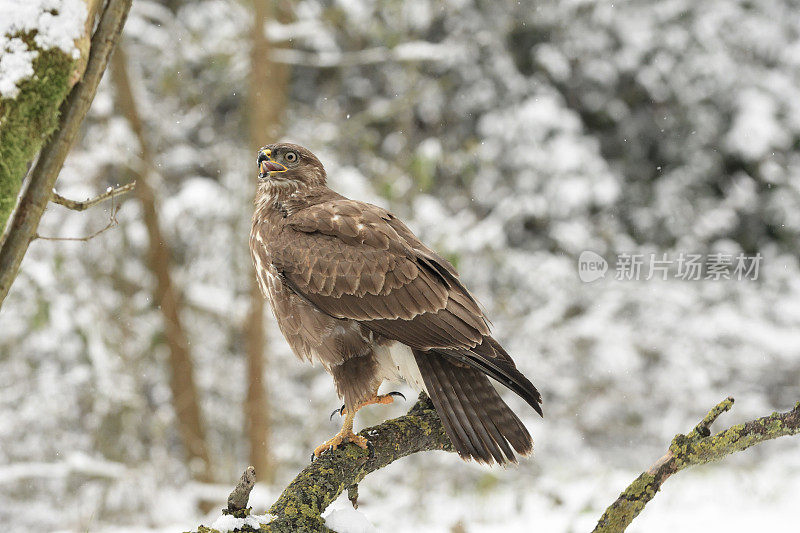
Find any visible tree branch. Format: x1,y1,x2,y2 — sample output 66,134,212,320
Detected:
0,0,133,309
267,42,456,68
31,182,137,242
192,396,800,533
227,466,257,514
194,394,454,533
34,200,121,242
50,181,136,211
593,397,800,533
0,0,99,232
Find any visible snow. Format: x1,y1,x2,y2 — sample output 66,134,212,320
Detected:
208,513,269,532
307,455,800,532
0,37,36,98
726,90,790,160
0,0,86,98
0,452,126,484
324,502,378,533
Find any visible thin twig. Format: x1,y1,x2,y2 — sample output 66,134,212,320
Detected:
592,398,800,533
268,43,455,68
35,194,122,242
690,396,734,438
51,181,136,212
0,0,133,308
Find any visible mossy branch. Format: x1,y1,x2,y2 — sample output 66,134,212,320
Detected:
592,397,800,533
0,43,75,232
194,394,454,533
0,0,132,309
0,0,103,233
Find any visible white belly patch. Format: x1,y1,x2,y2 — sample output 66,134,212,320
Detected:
374,342,427,393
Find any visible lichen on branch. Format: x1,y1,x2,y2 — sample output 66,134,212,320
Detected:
193,394,454,533
592,397,800,533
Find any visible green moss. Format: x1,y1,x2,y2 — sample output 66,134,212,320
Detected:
0,34,77,231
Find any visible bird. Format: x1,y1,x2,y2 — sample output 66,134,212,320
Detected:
249,143,542,464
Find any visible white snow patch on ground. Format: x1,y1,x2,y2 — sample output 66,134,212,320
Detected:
346,453,800,532
0,0,86,98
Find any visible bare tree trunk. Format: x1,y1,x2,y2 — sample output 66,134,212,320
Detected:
243,279,272,482
242,0,291,484
111,46,213,483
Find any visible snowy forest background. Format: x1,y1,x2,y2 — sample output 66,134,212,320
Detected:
2,0,800,531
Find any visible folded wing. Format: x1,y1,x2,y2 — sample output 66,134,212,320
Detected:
267,199,542,416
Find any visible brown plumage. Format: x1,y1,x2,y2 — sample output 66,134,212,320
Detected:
250,143,542,464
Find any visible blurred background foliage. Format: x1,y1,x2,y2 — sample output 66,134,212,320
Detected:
1,0,800,531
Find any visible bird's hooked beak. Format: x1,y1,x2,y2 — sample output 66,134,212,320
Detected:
258,149,287,179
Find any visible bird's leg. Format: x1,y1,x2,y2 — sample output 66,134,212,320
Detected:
314,391,406,458
329,391,406,420
313,407,368,458
349,390,405,413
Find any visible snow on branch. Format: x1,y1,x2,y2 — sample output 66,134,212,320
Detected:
0,0,132,308
593,397,800,532
0,0,88,99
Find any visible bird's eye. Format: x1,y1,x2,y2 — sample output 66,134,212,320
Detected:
285,152,298,163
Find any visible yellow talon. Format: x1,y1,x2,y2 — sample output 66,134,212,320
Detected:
314,390,403,457
313,428,369,457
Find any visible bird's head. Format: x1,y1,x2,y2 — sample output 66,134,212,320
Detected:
256,143,326,189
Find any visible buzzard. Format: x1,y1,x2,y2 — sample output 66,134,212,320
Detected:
250,143,542,464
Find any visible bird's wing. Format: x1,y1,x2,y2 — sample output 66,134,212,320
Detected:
269,198,487,348
266,198,542,414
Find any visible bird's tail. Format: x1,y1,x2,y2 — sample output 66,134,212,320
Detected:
414,350,533,464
